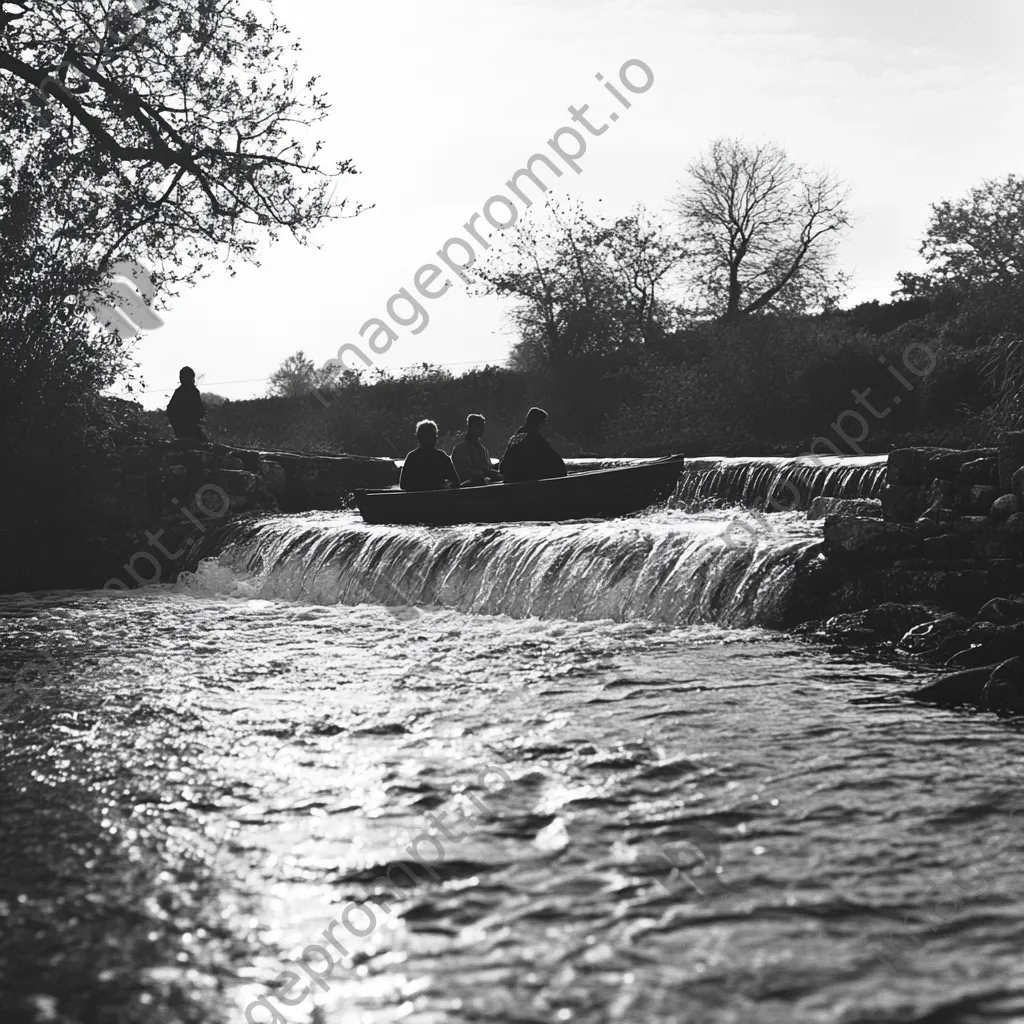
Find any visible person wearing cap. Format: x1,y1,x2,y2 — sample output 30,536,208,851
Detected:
499,407,567,483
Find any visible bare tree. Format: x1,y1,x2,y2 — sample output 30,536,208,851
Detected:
674,138,851,320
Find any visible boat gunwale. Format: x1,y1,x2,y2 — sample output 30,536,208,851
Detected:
354,454,685,499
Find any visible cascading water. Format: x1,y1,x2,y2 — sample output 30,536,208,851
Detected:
185,508,824,628
674,454,887,511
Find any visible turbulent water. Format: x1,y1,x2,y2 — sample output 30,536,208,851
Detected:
3,458,1024,1024
674,455,887,511
188,509,822,629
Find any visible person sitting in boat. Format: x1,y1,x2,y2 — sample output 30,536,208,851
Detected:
499,407,567,483
451,413,503,486
399,419,462,491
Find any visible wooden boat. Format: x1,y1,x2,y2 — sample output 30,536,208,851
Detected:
353,455,685,526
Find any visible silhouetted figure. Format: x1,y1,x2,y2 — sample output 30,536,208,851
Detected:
400,419,461,491
499,407,567,483
167,366,207,441
451,413,503,486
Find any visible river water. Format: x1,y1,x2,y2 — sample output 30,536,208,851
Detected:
3,468,1024,1024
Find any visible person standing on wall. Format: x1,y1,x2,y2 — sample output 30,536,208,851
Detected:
166,366,207,441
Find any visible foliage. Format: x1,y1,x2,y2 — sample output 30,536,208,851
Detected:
834,297,931,336
0,0,360,291
674,138,851,320
266,350,342,398
0,157,128,427
477,198,684,371
602,317,873,454
896,174,1024,299
981,337,1024,429
0,0,356,432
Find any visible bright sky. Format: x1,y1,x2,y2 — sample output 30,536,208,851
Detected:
122,0,1024,410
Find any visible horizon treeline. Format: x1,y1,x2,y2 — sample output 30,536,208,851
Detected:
180,148,1024,458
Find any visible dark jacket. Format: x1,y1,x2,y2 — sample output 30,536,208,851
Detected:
499,428,567,483
400,446,461,491
167,383,206,433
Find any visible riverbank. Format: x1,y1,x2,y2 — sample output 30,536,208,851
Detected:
0,435,397,593
5,432,1024,718
787,433,1024,713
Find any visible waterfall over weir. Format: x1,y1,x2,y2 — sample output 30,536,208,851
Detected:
674,454,887,511
186,510,824,628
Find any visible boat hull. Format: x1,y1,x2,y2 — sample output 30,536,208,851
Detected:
353,455,685,525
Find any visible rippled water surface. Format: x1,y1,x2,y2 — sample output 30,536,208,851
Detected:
3,524,1024,1024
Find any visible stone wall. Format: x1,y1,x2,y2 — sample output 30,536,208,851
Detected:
62,438,397,591
791,431,1024,711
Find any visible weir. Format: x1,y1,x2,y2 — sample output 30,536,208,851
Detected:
186,511,824,628
674,455,887,511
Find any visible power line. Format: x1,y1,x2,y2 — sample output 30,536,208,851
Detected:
139,358,505,393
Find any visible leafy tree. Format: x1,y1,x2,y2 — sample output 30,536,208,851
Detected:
674,138,851,320
0,0,360,428
267,350,340,398
0,0,360,288
475,199,628,371
477,199,683,370
896,174,1024,297
0,159,121,426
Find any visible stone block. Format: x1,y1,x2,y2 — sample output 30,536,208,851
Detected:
897,614,973,654
968,485,1001,516
919,533,972,559
991,494,1022,521
977,597,1024,624
218,469,256,495
940,448,999,477
823,516,919,557
967,517,1023,560
1005,512,1024,543
958,457,999,487
911,666,992,707
847,568,994,616
808,497,883,520
881,484,927,523
984,657,1024,714
999,431,1024,489
888,447,956,487
261,460,287,495
230,449,264,473
919,479,962,523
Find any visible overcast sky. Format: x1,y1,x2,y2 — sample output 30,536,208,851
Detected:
122,0,1024,410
